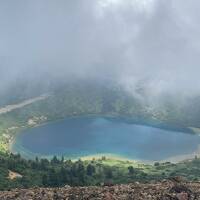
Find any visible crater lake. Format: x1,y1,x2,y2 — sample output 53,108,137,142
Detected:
11,117,200,162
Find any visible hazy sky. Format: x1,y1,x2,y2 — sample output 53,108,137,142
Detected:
0,0,200,97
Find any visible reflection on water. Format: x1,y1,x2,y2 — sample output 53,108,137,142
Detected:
12,117,200,161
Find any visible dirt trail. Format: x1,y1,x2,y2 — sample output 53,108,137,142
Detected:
0,94,49,115
8,170,22,180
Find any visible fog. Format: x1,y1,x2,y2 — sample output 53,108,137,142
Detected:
0,0,200,98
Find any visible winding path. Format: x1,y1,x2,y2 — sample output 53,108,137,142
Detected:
0,94,49,115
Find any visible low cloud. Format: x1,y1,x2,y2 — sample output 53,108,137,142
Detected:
0,0,200,98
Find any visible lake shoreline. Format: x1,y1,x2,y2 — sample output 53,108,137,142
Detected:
10,116,200,164
9,146,200,164
73,149,200,164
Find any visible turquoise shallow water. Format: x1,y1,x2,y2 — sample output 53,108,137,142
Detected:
12,117,200,161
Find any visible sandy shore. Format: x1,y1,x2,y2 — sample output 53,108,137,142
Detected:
77,153,152,164
76,150,200,164
160,146,200,163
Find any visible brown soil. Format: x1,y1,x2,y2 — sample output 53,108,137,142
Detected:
1,179,200,199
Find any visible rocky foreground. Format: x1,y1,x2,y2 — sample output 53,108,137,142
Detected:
1,179,200,200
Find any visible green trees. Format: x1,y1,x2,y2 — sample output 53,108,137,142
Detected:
128,166,134,175
49,169,59,187
51,156,60,165
104,167,113,179
3,152,200,190
1,153,146,190
59,167,69,183
40,159,49,170
154,162,160,167
42,174,48,186
86,164,96,176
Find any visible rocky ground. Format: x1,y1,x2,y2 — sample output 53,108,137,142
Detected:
1,178,200,200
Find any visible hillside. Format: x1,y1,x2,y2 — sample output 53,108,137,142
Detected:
1,82,199,153
0,179,200,200
1,152,200,191
1,82,200,191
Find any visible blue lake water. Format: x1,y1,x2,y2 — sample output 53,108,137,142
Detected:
11,117,200,161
